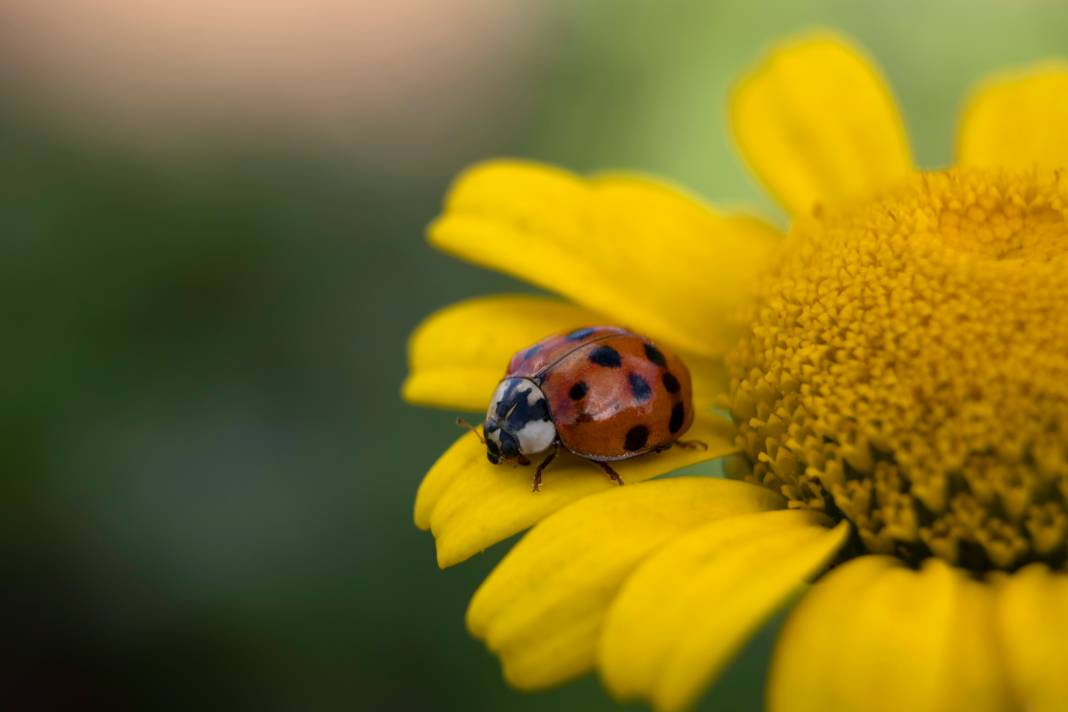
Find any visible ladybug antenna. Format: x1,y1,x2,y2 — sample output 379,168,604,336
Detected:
455,417,485,444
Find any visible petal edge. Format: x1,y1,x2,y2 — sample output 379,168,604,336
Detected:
957,63,1068,170
415,411,739,568
403,294,602,412
467,477,785,689
730,33,913,216
429,160,781,358
598,511,849,712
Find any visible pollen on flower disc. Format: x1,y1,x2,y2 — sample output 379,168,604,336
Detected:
728,168,1068,573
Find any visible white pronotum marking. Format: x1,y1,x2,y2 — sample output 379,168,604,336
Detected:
485,377,556,456
515,417,555,454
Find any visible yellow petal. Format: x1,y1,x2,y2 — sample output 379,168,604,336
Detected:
682,354,729,409
730,33,913,217
414,412,737,568
403,295,601,412
403,294,728,412
947,575,1014,712
429,161,781,358
598,511,849,712
995,564,1068,712
769,556,1009,712
466,477,785,689
957,63,1068,170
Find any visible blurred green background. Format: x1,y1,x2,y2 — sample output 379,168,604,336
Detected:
4,0,1066,709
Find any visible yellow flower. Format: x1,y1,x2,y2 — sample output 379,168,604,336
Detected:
404,33,1068,712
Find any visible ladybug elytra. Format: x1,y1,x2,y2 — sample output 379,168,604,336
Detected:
474,326,700,491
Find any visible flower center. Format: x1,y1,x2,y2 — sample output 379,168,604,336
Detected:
728,168,1068,573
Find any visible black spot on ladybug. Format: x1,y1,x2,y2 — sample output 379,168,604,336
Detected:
669,403,685,434
644,343,667,368
590,345,622,368
624,425,650,451
662,372,681,394
569,381,588,400
628,373,652,402
567,327,596,341
523,343,543,361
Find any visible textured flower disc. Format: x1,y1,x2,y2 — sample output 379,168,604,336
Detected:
729,167,1068,572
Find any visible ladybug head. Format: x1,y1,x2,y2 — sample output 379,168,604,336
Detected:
483,377,556,465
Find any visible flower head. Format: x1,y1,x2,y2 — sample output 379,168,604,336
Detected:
405,33,1068,712
733,167,1068,571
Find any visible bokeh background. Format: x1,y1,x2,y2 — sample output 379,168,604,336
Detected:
4,1,1067,709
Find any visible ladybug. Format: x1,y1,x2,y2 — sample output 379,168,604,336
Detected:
467,326,701,492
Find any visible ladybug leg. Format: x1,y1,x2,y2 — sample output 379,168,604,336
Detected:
595,460,624,487
531,444,558,493
675,439,708,452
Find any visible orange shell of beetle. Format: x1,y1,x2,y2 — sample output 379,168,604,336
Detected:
504,326,694,461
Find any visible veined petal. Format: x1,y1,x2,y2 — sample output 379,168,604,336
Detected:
414,412,737,568
466,478,785,689
598,511,849,712
769,556,1008,712
428,161,782,359
730,33,913,217
403,294,728,412
403,295,601,412
995,564,1068,712
957,63,1068,170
